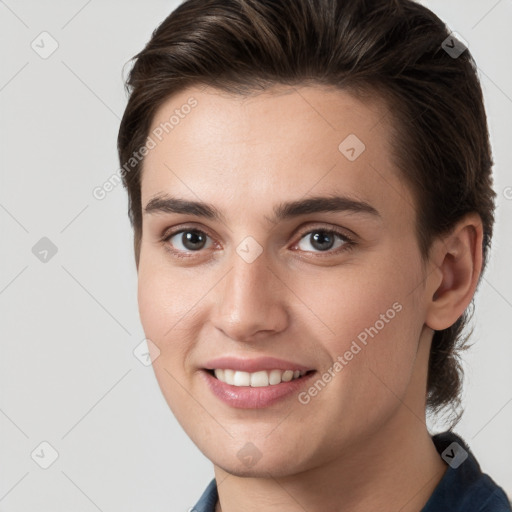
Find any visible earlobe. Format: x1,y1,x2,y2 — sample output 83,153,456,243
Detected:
425,214,483,331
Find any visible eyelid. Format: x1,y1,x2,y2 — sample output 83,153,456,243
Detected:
161,222,214,240
160,222,357,257
291,223,356,246
288,224,356,255
294,223,354,239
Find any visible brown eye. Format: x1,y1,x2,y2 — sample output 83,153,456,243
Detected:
166,229,212,252
296,229,351,253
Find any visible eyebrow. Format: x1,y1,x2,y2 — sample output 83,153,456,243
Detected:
143,194,380,223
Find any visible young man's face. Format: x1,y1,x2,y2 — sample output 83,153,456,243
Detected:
137,85,434,476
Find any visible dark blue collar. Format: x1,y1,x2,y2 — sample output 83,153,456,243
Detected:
192,477,218,512
422,431,511,511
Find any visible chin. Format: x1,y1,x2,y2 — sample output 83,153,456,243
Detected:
214,458,301,479
201,440,313,479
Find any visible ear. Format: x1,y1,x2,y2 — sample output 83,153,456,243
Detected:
425,213,484,331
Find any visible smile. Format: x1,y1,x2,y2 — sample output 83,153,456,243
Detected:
210,368,308,387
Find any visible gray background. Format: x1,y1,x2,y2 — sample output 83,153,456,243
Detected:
0,1,511,510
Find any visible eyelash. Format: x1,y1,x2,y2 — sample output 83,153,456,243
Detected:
160,225,356,259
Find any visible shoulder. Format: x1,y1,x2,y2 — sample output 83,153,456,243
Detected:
477,486,512,512
422,431,511,512
463,471,512,512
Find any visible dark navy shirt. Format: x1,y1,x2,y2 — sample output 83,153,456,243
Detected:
191,431,511,511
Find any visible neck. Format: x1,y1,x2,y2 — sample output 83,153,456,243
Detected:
214,410,447,512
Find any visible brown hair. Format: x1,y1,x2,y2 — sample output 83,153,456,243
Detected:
117,0,495,424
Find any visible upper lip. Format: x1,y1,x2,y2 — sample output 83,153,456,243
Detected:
203,356,314,373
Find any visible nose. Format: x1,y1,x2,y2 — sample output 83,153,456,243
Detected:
211,248,289,342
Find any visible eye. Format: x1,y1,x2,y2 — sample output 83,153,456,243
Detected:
164,229,213,253
295,228,352,253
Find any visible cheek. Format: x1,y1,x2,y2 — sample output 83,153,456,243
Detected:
136,256,203,417
291,255,418,346
137,248,202,341
295,279,423,450
294,248,425,396
137,262,199,388
137,263,170,342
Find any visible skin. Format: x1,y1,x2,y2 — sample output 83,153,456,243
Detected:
137,84,483,511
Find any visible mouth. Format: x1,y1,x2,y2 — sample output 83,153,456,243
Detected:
200,357,317,409
204,368,315,387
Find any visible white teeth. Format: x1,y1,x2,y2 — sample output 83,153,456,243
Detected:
281,370,294,382
233,371,250,386
212,369,307,387
250,370,268,387
268,369,282,385
224,369,235,385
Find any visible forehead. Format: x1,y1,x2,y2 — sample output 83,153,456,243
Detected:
141,84,413,223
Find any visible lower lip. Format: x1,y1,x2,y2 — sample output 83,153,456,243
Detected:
201,370,316,409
